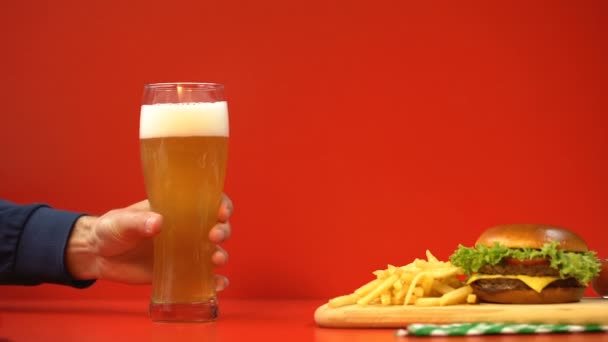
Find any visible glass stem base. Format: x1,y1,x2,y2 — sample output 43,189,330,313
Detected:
149,299,218,322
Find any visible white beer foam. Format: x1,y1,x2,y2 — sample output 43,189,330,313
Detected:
140,102,229,138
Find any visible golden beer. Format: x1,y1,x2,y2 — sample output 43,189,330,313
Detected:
141,136,228,302
140,87,229,322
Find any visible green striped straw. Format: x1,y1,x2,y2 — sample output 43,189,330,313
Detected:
396,323,608,337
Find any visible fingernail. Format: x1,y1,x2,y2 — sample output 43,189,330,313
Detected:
211,228,225,242
144,217,155,234
216,277,229,291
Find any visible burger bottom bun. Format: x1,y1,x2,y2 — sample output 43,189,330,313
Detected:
473,286,586,304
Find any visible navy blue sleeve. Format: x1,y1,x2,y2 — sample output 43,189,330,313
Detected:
0,199,95,288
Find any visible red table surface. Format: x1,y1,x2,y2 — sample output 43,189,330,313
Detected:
1,299,607,342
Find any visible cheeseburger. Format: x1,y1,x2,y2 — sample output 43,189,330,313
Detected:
450,224,601,304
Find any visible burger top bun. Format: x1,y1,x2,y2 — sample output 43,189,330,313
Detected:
475,224,589,252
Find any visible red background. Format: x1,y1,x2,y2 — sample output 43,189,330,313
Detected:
1,0,606,301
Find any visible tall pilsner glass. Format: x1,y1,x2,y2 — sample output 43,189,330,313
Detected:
139,83,229,322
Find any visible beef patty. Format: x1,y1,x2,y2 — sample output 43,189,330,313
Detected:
478,262,559,277
472,261,584,293
471,277,583,293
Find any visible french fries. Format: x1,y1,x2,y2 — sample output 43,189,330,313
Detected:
327,250,476,308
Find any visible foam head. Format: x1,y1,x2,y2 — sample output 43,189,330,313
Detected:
140,102,229,139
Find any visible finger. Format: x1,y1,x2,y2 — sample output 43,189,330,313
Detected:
209,222,231,243
126,200,151,211
212,245,229,266
217,194,233,223
215,275,229,292
96,210,162,245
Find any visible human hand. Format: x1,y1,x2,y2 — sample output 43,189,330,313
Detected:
66,194,233,290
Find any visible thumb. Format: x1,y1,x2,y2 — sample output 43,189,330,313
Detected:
95,210,162,252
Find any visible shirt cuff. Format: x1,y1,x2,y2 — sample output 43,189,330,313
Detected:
15,206,96,288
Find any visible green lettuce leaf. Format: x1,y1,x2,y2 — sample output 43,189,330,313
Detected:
449,241,600,284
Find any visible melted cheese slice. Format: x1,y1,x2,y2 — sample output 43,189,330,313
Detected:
467,274,560,293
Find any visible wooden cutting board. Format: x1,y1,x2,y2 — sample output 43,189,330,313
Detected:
315,298,608,328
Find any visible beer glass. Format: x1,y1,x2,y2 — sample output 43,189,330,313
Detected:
139,83,229,322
